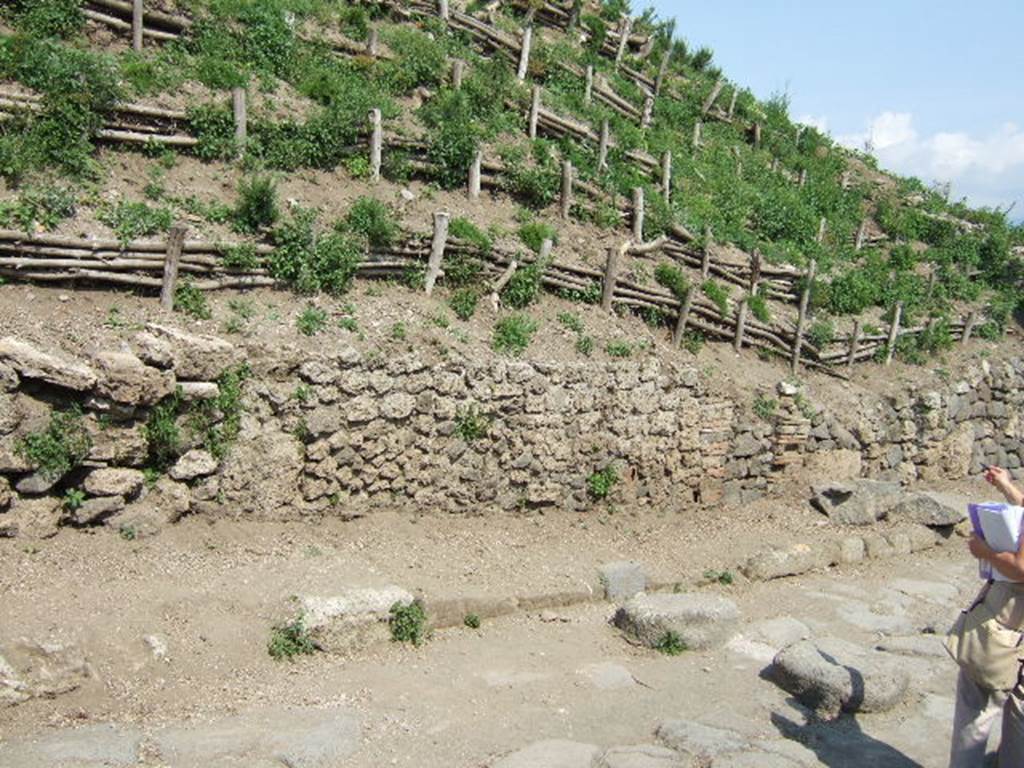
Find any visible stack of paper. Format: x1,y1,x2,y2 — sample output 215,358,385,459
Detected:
970,502,1024,581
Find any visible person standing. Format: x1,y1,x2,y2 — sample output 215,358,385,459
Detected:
950,466,1024,767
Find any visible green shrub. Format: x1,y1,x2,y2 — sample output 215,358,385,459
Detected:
174,279,211,320
807,319,835,348
234,175,279,234
703,569,735,586
681,330,705,354
11,0,83,38
98,201,172,244
748,293,771,324
0,184,76,232
62,487,85,511
449,288,479,320
268,618,316,661
702,280,730,316
605,341,632,358
449,218,493,255
464,613,481,629
753,395,777,421
654,263,690,300
557,312,584,334
575,334,594,356
389,600,428,646
16,406,91,481
455,405,490,441
190,364,251,461
587,465,618,501
342,196,399,247
655,630,688,655
145,391,182,471
189,104,237,161
492,315,538,356
502,260,546,309
297,305,327,336
270,208,362,295
518,221,559,253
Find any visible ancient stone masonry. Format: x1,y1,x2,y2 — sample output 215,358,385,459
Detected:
0,327,1022,536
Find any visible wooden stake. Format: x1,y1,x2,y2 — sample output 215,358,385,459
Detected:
632,187,644,242
700,226,712,279
692,120,702,149
369,108,383,182
232,88,247,153
452,59,465,89
752,122,761,150
790,259,816,373
367,25,380,56
816,217,827,245
884,302,903,366
601,244,622,312
160,224,186,310
468,149,482,200
517,25,533,81
438,0,449,21
727,88,738,118
749,249,762,294
425,212,450,295
700,78,724,117
654,49,671,95
529,86,541,139
132,0,144,51
672,286,693,347
798,168,807,188
641,94,654,127
854,220,867,251
489,260,518,311
734,298,748,352
598,120,610,170
661,150,672,202
962,311,977,344
846,320,861,371
560,160,574,220
771,157,779,173
584,66,594,107
615,15,632,65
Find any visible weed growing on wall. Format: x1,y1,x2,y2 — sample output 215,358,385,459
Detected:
16,405,91,481
587,465,618,500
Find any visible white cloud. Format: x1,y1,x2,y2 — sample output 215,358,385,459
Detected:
835,112,1024,211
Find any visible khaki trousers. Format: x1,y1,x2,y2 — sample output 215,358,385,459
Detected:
950,668,1024,767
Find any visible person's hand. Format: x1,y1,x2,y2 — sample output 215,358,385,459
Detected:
985,465,1015,495
968,534,992,561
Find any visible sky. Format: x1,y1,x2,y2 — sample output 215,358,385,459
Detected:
646,0,1024,218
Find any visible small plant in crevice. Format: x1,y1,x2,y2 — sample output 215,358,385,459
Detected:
389,600,428,646
390,322,407,341
455,405,490,441
145,390,182,471
605,340,632,358
575,334,594,356
702,569,735,586
492,314,538,357
752,395,777,422
449,288,480,321
681,330,705,355
587,465,619,501
62,487,85,511
16,405,91,481
464,613,481,630
268,617,317,661
297,305,327,336
655,630,688,656
118,523,137,541
557,312,584,334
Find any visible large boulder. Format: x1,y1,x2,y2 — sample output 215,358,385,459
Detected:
92,351,175,406
84,468,145,498
810,479,902,525
0,337,96,391
888,491,967,527
144,325,239,381
770,637,910,717
613,593,739,651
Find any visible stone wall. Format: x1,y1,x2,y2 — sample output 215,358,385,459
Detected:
0,327,1021,537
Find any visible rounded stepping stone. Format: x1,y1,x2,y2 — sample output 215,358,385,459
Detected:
614,593,739,651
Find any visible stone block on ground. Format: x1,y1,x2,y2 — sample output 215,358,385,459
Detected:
145,325,239,381
91,351,175,406
70,495,125,526
810,479,901,525
747,617,811,649
153,706,359,768
741,543,830,581
169,449,218,481
655,720,747,761
596,744,687,768
888,492,967,528
599,561,648,601
0,723,144,768
493,739,602,768
770,637,910,716
838,537,865,564
613,593,739,651
300,585,414,653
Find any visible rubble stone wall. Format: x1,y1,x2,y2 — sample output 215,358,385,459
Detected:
0,328,1021,537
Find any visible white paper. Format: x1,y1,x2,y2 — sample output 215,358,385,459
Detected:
976,503,1024,582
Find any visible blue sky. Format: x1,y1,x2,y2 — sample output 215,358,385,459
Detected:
646,0,1024,217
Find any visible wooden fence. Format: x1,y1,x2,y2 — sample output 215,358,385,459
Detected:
0,223,983,375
